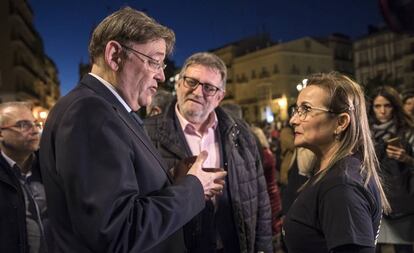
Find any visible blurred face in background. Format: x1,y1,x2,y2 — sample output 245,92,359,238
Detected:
373,95,393,123
404,97,414,116
0,106,41,154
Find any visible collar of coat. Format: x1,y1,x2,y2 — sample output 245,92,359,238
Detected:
145,99,242,159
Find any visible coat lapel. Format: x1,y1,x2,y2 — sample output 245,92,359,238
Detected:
158,103,193,159
0,155,18,190
80,74,173,182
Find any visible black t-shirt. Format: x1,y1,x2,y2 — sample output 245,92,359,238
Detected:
283,155,382,253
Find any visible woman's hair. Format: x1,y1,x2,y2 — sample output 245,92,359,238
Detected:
306,72,390,212
251,126,270,148
369,86,414,129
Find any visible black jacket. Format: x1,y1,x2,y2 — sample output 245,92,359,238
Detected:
39,75,205,253
0,152,44,253
144,102,273,253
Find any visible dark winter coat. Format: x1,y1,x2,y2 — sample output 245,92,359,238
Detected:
144,102,273,253
0,153,47,253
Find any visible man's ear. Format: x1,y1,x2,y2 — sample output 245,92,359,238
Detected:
336,112,350,135
175,79,181,90
104,41,123,71
150,107,162,116
216,90,226,103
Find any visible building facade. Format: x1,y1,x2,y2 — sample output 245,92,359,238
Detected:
0,0,60,111
213,36,335,123
354,26,414,91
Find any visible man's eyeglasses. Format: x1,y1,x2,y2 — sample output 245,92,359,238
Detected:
1,120,43,132
182,76,222,96
120,44,167,71
291,105,334,121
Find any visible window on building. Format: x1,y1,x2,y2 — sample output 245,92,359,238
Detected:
251,70,256,79
241,73,248,82
377,70,385,78
396,66,403,78
307,66,313,75
305,40,311,51
291,64,300,75
273,64,279,74
260,67,269,78
359,51,369,66
375,46,386,63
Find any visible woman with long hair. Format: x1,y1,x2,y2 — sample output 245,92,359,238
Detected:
283,72,390,253
369,86,414,253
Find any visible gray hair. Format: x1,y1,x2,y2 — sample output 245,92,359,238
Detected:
147,89,174,116
179,52,227,89
89,7,175,64
0,101,33,126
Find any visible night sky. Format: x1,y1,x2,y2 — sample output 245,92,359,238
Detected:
30,0,385,95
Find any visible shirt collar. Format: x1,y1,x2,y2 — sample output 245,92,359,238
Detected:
1,150,16,168
89,73,132,113
175,103,218,134
1,151,33,178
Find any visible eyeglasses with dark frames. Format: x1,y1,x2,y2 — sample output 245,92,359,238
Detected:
1,120,43,132
120,44,167,71
291,104,335,121
182,76,223,96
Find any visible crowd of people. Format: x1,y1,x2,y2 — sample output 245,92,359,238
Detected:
1,6,414,253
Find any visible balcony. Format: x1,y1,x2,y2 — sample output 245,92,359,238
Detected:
358,61,370,67
375,57,387,64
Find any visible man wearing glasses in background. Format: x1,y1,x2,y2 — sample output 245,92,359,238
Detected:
39,7,226,253
0,102,50,253
144,52,273,253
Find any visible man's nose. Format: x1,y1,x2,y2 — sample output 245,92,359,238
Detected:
192,83,204,96
154,68,165,83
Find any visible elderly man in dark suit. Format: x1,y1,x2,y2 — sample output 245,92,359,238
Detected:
39,7,226,253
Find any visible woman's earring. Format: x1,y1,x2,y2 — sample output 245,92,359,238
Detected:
334,130,340,141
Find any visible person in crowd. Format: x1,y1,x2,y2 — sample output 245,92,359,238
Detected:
402,89,414,118
0,102,50,253
279,116,295,187
144,52,273,253
146,89,174,117
281,147,315,215
369,86,414,253
39,7,226,253
251,126,283,251
283,72,390,253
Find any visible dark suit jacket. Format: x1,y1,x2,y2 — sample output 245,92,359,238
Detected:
0,154,28,253
0,152,51,253
39,74,205,253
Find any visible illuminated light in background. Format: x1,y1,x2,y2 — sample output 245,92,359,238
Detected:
297,79,309,91
265,106,274,123
277,96,287,108
39,111,48,120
